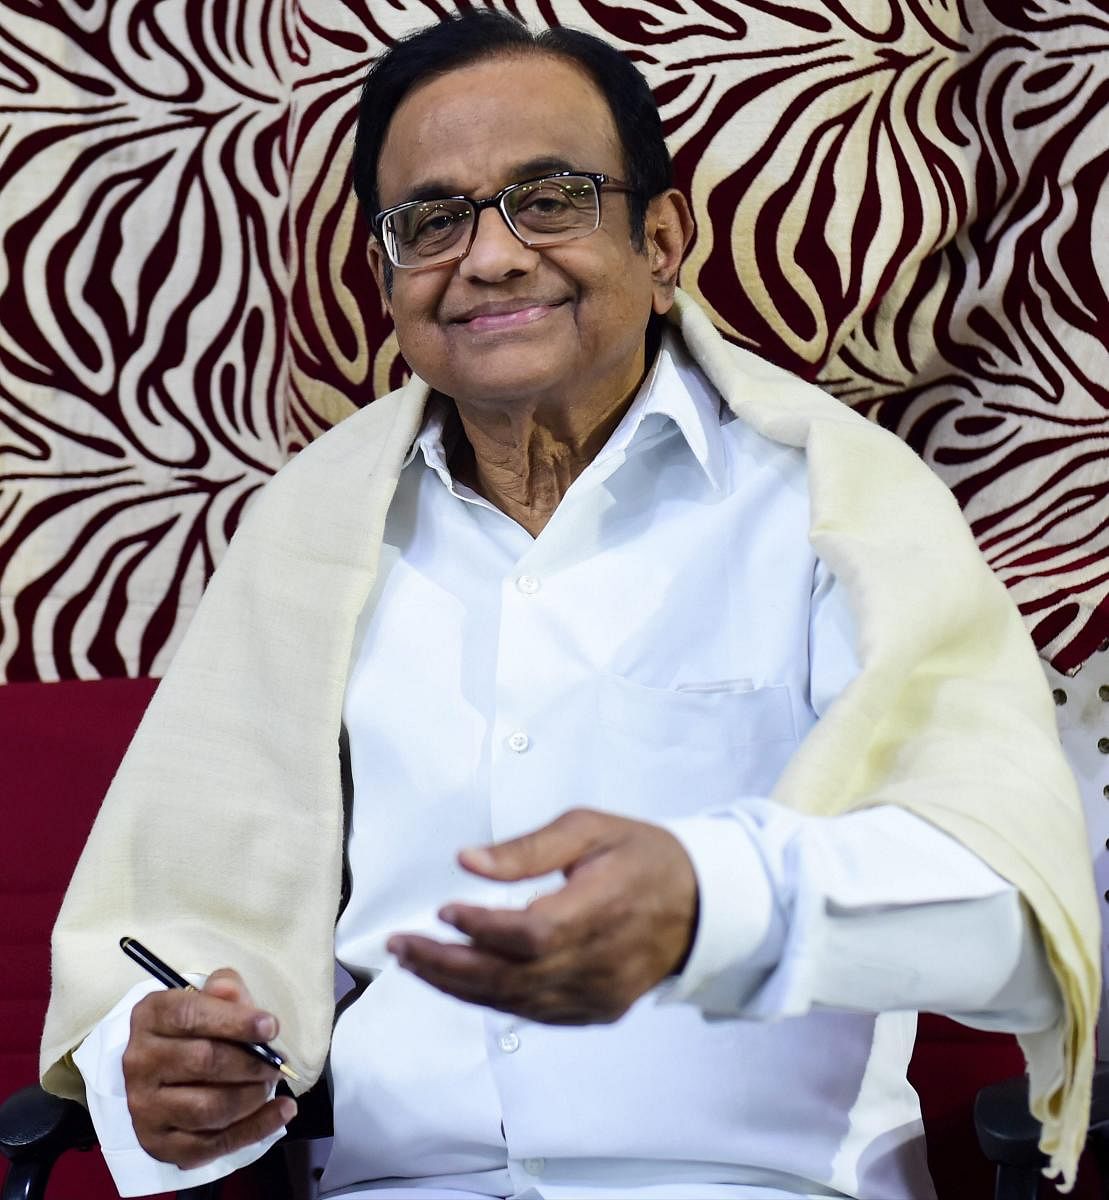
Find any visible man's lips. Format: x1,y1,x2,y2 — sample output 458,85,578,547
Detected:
452,301,567,332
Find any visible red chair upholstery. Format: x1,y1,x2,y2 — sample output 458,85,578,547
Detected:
1,677,160,1198
910,1014,1025,1197
910,1014,1100,1197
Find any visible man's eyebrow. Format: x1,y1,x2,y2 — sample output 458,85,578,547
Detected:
508,156,579,181
397,158,580,205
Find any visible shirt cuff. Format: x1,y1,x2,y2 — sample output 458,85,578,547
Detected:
73,979,285,1198
656,809,785,1013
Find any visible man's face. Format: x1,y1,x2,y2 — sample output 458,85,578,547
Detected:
370,54,666,411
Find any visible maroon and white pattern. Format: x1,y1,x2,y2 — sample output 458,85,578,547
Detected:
1,0,1106,682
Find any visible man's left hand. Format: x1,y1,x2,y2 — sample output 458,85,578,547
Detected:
386,808,698,1024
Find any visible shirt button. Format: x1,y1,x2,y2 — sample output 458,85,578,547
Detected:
523,1157,545,1175
516,574,541,595
499,1031,520,1053
506,730,530,753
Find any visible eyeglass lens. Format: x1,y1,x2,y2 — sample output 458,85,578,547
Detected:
383,175,601,267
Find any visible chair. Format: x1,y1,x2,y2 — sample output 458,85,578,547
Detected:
4,680,1101,1197
975,1064,1109,1200
1,678,160,1199
5,1066,1109,1200
0,1078,332,1200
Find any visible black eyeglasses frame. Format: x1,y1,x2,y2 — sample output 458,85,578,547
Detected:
371,170,637,271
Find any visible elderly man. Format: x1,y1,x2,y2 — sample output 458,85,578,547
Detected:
42,11,1097,1200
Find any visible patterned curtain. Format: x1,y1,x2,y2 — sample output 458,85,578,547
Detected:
2,0,1106,683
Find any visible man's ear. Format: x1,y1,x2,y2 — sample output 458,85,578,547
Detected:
367,241,394,317
645,189,695,316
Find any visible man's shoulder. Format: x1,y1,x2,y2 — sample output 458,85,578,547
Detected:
672,292,935,480
256,379,429,499
672,293,868,439
288,381,429,474
228,377,429,550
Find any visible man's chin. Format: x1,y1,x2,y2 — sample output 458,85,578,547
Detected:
435,346,583,406
445,373,575,407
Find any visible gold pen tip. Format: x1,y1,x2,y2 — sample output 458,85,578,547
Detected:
278,1061,301,1082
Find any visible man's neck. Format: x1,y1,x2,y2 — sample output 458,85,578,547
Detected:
448,397,626,538
447,325,662,538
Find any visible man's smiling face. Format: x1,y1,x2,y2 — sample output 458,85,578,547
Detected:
369,53,665,412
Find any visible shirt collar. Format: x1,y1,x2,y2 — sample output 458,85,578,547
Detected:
403,392,458,485
596,326,727,492
403,326,727,493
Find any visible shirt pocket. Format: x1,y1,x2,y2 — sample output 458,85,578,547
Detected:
595,675,798,819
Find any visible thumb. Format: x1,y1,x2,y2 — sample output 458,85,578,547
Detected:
459,808,608,881
203,967,253,1006
203,969,278,1040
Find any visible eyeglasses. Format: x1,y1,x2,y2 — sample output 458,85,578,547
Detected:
372,171,636,270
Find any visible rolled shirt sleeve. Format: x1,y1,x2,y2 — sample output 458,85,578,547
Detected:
658,560,1062,1034
662,801,1062,1033
72,979,285,1198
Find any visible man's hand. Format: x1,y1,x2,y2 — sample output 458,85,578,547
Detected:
387,808,699,1024
122,969,296,1169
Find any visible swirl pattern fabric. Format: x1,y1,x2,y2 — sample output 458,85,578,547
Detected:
0,0,1106,682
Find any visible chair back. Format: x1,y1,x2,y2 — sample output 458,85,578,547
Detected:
1,678,159,1199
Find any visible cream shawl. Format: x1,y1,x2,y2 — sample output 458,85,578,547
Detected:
42,291,1099,1188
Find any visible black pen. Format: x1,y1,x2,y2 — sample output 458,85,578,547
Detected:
119,936,299,1081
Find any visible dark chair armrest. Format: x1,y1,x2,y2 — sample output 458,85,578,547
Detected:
975,1060,1109,1166
0,1078,332,1200
975,1073,1045,1169
1,1085,97,1200
0,1085,95,1165
0,1079,332,1155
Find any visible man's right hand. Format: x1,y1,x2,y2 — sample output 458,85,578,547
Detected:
122,968,297,1169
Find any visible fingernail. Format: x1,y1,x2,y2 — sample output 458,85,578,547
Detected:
278,1097,297,1124
255,1013,277,1040
461,846,495,871
440,905,458,925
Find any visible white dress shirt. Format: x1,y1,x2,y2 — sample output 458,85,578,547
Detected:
76,332,1060,1199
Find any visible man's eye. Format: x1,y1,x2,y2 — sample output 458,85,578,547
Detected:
517,191,572,214
413,211,463,239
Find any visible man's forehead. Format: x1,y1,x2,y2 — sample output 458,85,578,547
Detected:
376,54,622,204
400,156,583,204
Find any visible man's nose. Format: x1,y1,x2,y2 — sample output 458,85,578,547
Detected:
458,205,539,281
